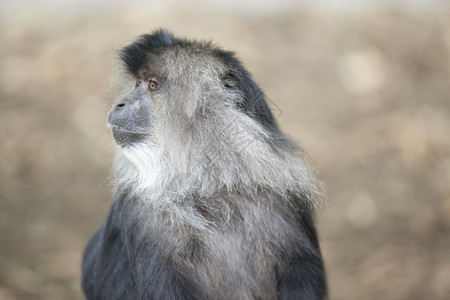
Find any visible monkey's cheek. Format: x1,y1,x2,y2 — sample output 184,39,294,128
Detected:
111,127,149,147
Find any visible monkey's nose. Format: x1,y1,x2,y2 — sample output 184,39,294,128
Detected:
115,102,126,109
114,98,137,111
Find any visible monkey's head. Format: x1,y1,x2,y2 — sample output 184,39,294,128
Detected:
108,29,319,200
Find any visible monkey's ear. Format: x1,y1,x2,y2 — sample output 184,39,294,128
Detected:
215,50,291,146
222,66,277,131
214,50,273,121
222,72,240,90
222,72,247,109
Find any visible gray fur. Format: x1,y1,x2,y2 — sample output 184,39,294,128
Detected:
82,30,327,300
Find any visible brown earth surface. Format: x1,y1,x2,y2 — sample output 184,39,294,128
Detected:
1,3,449,300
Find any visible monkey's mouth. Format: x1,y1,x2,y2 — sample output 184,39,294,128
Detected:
110,125,149,147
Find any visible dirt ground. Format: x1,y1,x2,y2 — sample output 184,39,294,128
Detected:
1,2,449,299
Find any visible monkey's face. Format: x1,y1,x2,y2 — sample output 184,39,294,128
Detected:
107,52,220,149
108,75,163,147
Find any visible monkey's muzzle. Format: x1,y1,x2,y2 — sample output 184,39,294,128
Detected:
108,84,153,147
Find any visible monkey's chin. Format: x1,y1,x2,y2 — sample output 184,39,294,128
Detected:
111,126,149,147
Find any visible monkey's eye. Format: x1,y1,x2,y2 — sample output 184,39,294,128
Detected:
149,79,160,91
135,79,143,87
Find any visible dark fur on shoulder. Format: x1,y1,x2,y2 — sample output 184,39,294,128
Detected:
82,29,327,300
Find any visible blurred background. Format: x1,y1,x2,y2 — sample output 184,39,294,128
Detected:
1,0,449,299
